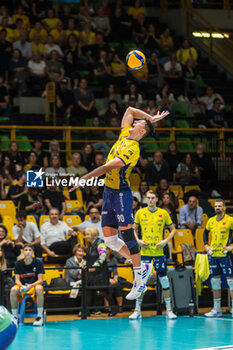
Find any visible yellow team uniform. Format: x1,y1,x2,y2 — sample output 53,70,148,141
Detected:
206,214,233,257
105,125,140,190
135,207,172,257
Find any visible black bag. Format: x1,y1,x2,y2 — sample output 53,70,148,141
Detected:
49,277,69,289
167,265,197,315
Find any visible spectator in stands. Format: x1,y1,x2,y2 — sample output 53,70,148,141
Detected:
156,83,175,125
144,23,160,56
145,152,170,185
32,138,48,168
73,78,97,124
13,31,32,59
179,195,203,234
0,155,15,184
0,6,12,25
184,58,199,98
110,52,127,86
0,29,12,68
85,186,103,212
0,245,7,270
81,143,95,170
188,97,207,128
124,83,143,109
85,226,108,314
0,225,21,267
132,13,146,44
48,139,66,168
0,76,11,118
132,180,148,205
12,18,24,42
40,207,77,257
143,99,163,127
65,18,79,39
29,21,48,43
28,52,48,95
199,85,224,110
32,0,49,22
9,49,27,95
106,116,120,141
7,141,24,166
176,153,200,185
8,171,27,206
19,188,45,224
45,155,66,179
193,142,220,197
147,52,163,89
31,33,46,57
0,173,7,199
43,8,59,31
134,154,149,178
42,185,66,218
50,20,66,47
0,17,13,42
103,84,122,109
10,244,45,326
63,51,78,79
87,32,111,62
159,27,173,59
88,117,110,154
60,4,75,29
64,34,81,61
45,34,63,58
12,5,30,29
104,100,122,121
128,0,145,20
208,98,228,128
110,7,132,42
129,60,148,91
56,78,75,124
156,178,178,209
66,152,88,177
159,193,177,227
132,196,140,216
163,53,183,95
13,210,42,257
73,206,104,240
164,141,182,176
65,243,86,290
46,50,65,83
93,50,112,87
176,39,198,65
79,23,96,52
23,151,40,172
93,7,111,37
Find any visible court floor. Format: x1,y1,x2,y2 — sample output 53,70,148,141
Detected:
8,315,233,350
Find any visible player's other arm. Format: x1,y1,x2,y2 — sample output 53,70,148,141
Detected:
203,228,212,253
121,107,170,128
157,224,176,248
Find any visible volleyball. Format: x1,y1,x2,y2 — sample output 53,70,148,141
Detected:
126,50,146,70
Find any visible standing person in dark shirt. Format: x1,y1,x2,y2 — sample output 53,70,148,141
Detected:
10,244,45,326
43,185,67,218
144,23,160,55
164,141,182,178
147,52,163,88
145,152,170,185
110,7,132,42
7,172,27,206
183,58,199,98
0,29,12,76
0,76,11,117
132,13,146,44
73,78,97,125
93,50,112,87
56,78,74,124
7,141,25,166
208,98,228,128
88,33,111,62
32,138,48,168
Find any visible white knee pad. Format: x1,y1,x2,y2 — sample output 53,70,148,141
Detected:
211,278,221,290
227,278,233,291
159,275,169,290
104,235,125,252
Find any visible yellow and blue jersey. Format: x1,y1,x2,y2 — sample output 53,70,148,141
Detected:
135,207,172,257
105,125,140,190
206,214,233,257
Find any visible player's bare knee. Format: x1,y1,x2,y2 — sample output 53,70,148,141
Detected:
211,277,221,290
35,285,43,294
104,235,125,252
10,286,19,296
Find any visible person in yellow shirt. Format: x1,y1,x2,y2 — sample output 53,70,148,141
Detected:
31,33,46,57
159,27,174,55
79,22,96,48
204,198,233,318
12,6,30,29
128,0,145,20
29,21,48,43
176,39,198,65
50,20,66,46
110,52,127,85
0,16,14,42
43,8,59,31
66,18,79,39
70,107,169,301
12,18,24,42
129,190,176,319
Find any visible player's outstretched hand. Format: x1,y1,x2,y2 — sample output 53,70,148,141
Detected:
150,110,170,124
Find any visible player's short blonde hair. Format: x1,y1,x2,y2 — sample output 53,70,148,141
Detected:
146,190,157,197
85,226,99,239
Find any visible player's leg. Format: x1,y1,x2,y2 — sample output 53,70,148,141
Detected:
154,256,177,319
10,285,20,319
221,256,233,317
33,285,44,326
205,256,222,317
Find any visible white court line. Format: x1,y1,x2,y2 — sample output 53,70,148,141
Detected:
194,346,233,350
184,315,233,322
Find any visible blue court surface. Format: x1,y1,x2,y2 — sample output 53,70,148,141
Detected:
8,315,233,350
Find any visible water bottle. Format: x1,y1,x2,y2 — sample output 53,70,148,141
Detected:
189,299,195,317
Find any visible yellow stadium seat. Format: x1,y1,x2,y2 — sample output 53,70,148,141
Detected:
184,185,201,193
117,265,134,284
164,229,174,252
65,200,83,213
26,215,37,225
43,266,70,295
63,215,82,227
63,187,70,201
3,216,15,241
169,185,183,199
149,185,157,192
177,199,185,211
129,173,141,192
84,214,90,221
39,215,50,228
76,189,83,208
208,198,216,208
174,229,194,251
202,213,209,228
195,228,212,251
0,200,16,220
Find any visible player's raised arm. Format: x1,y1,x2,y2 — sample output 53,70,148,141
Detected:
121,107,170,128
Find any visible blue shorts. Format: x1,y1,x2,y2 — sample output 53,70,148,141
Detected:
101,186,134,228
141,255,167,273
209,255,233,277
0,320,17,350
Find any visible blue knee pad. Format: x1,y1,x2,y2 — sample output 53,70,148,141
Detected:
121,228,140,255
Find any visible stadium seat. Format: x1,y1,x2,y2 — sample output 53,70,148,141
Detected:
39,215,50,228
3,216,15,241
0,201,16,220
164,229,174,252
43,266,70,295
16,136,32,151
63,215,82,228
26,215,37,226
176,137,195,152
76,189,83,208
159,137,170,152
208,198,216,208
65,200,83,213
171,103,188,116
177,199,185,211
174,120,190,128
117,266,134,284
195,228,212,251
63,187,70,200
129,173,141,191
174,229,194,251
143,137,160,152
202,213,209,227
169,185,183,199
149,185,157,192
184,185,201,193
